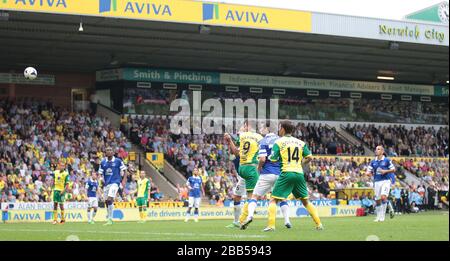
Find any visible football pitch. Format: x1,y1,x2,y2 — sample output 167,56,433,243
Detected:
1,211,448,241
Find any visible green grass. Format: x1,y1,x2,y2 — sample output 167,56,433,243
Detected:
0,211,448,241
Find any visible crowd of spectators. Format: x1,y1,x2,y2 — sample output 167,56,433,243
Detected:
122,116,370,202
346,124,449,157
0,98,161,206
122,115,449,206
306,157,376,198
123,115,238,203
398,158,449,189
294,123,365,155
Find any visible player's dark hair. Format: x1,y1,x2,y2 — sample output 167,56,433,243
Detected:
280,120,295,134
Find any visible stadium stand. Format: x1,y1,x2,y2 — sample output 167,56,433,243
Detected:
345,124,449,157
1,96,448,212
0,98,162,204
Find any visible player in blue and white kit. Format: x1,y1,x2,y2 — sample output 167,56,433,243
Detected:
241,123,291,230
366,146,396,222
98,146,127,225
184,168,204,222
86,172,99,224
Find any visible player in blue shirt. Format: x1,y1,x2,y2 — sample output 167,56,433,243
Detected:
98,146,127,226
366,146,396,222
241,123,291,230
85,172,100,224
184,168,204,222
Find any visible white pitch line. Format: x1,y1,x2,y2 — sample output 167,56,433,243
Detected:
0,228,268,239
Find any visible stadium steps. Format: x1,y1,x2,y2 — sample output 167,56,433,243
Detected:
336,124,374,155
143,160,179,199
129,143,180,199
399,168,423,187
163,160,188,188
97,103,121,128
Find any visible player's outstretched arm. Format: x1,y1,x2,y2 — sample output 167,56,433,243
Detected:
224,133,239,156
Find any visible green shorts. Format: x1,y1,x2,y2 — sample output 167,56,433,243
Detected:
271,172,309,200
136,197,148,207
53,191,65,203
238,165,259,191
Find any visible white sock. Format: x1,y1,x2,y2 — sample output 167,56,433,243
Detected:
247,200,257,220
108,204,114,219
186,212,190,219
381,203,387,220
281,204,290,224
376,205,381,220
234,203,242,223
87,210,92,222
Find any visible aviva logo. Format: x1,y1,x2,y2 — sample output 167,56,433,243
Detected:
99,0,117,13
203,3,219,21
9,0,67,7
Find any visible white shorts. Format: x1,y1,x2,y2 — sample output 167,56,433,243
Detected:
253,174,278,197
188,197,201,208
374,180,391,200
232,175,247,197
88,197,98,208
104,183,119,199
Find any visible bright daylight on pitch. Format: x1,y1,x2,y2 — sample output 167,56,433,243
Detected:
0,0,448,242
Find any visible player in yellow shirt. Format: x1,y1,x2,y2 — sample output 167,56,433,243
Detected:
224,121,263,228
134,170,151,223
52,162,70,224
264,121,323,231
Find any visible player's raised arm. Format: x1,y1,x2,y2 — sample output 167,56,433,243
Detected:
258,142,268,172
224,133,239,156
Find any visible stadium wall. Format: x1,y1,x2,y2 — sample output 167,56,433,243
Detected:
2,204,360,223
